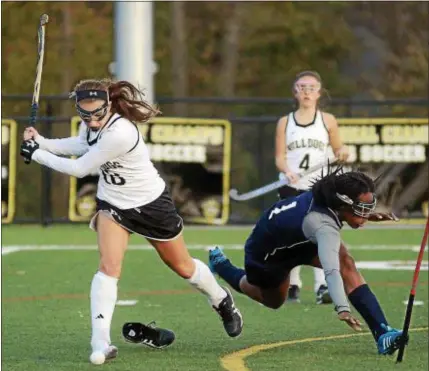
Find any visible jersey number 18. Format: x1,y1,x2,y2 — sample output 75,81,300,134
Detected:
101,170,126,186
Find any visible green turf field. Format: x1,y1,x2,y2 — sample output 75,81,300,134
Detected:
2,225,428,371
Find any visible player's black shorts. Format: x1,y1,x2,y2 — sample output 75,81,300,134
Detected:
91,186,183,241
245,249,318,289
244,229,318,289
278,185,305,200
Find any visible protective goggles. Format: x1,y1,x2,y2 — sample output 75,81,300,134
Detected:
70,90,110,122
336,193,377,218
294,83,321,94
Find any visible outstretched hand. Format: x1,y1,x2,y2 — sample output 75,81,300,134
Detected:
335,145,350,163
285,171,299,184
338,311,362,332
368,212,399,222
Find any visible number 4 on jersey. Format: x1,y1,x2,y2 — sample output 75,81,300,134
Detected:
299,154,310,171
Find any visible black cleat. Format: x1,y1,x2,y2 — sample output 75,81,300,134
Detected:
316,284,333,305
286,285,301,303
122,321,175,349
213,287,243,338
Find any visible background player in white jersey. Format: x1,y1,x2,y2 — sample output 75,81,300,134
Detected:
274,71,349,304
20,79,243,365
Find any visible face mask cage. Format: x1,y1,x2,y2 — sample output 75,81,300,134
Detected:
336,192,377,218
352,199,377,217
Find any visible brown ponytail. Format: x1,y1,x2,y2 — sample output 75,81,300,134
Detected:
108,80,160,122
73,78,160,123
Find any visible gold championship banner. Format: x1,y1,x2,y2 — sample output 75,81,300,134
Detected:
69,117,232,225
338,118,428,163
1,119,17,223
338,118,428,218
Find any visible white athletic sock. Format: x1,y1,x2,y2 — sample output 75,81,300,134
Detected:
187,258,227,307
313,267,327,293
90,271,118,351
289,266,302,288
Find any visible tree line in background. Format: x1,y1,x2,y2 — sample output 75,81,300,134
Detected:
2,1,428,103
1,1,428,221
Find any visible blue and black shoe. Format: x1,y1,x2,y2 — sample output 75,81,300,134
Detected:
208,246,228,274
377,324,408,355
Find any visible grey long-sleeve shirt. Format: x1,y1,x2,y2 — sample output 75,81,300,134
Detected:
302,211,350,313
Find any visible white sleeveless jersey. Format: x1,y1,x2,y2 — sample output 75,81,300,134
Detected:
84,114,165,209
279,110,331,190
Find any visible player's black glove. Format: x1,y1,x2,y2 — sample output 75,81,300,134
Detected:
20,139,39,163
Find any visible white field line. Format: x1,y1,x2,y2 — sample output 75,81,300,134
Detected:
356,261,428,271
2,244,428,255
1,244,427,253
185,226,426,231
1,244,428,255
1,247,23,255
2,245,427,271
185,224,429,231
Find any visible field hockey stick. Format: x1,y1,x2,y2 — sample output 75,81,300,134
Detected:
229,157,337,202
25,13,49,164
396,217,429,363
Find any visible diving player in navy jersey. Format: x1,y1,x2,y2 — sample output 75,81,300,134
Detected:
209,167,406,355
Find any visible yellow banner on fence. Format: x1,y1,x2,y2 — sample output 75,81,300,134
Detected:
1,119,17,224
338,118,428,163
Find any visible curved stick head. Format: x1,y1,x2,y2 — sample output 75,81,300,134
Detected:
229,189,239,198
40,14,49,26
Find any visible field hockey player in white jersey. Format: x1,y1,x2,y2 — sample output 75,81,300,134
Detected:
20,78,243,365
274,70,350,305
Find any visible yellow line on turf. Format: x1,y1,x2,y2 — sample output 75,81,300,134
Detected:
220,327,428,371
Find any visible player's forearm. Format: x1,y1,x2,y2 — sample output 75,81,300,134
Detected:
302,213,351,313
328,125,349,160
32,149,94,178
275,157,284,173
275,156,290,173
329,134,343,153
32,132,130,178
323,269,351,313
317,235,351,313
35,135,88,156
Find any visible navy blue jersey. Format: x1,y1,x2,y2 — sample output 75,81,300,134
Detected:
244,191,342,268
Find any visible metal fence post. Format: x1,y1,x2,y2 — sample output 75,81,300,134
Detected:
257,122,265,213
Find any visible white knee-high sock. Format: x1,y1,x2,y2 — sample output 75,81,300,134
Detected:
187,259,227,307
313,267,326,293
289,266,302,288
90,271,118,350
